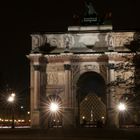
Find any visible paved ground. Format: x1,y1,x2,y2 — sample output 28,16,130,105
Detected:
0,128,140,140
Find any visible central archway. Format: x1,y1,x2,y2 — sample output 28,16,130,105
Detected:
76,71,107,127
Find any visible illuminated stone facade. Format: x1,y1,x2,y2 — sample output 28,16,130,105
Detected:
27,25,138,128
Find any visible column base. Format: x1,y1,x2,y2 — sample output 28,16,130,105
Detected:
106,109,119,128
63,108,75,128
31,110,40,128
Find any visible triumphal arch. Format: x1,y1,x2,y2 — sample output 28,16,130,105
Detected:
27,25,139,128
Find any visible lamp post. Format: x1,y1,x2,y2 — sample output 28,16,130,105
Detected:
7,93,16,128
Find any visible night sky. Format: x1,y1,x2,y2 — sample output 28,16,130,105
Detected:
0,0,140,97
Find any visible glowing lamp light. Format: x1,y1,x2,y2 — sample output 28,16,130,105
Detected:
117,102,127,111
11,93,15,97
7,93,16,103
49,102,59,113
101,116,105,119
7,96,14,102
82,116,85,119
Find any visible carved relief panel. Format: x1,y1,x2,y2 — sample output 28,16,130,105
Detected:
47,72,58,85
46,63,65,86
31,32,135,53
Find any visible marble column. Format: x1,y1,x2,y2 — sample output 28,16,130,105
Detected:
31,64,41,128
27,54,48,129
107,63,118,128
63,63,74,128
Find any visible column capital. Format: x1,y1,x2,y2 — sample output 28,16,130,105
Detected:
64,64,71,70
33,64,41,71
107,63,115,69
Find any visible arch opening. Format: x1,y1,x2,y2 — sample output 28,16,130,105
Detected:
76,71,107,127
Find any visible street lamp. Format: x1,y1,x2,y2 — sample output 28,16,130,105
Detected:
7,93,16,128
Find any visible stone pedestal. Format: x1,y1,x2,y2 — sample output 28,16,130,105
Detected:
31,111,40,128
106,109,118,128
63,108,74,128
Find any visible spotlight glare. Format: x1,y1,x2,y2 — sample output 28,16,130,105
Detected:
117,102,127,111
7,96,14,102
49,102,59,113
